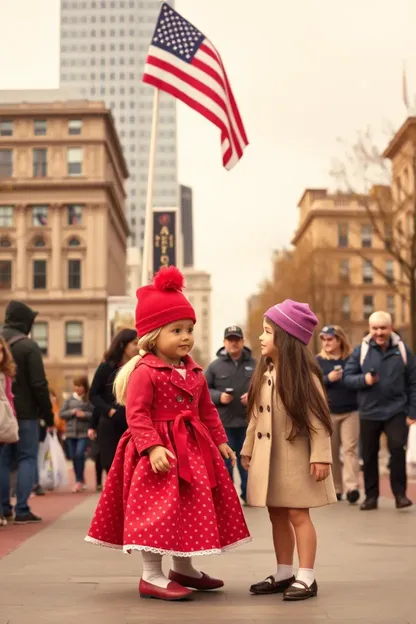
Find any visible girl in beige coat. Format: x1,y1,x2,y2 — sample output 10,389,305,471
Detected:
241,300,336,601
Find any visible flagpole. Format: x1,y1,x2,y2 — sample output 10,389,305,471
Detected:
141,87,160,285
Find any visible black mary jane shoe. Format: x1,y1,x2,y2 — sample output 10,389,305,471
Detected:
250,575,295,595
283,579,318,601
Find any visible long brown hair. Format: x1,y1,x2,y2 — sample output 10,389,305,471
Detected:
0,336,16,377
73,374,90,396
318,325,352,360
248,320,332,440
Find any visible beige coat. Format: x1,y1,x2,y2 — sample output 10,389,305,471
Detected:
241,368,337,509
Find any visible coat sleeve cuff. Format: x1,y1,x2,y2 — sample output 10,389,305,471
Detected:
134,432,164,456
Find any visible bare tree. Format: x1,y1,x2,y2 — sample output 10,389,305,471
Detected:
332,126,416,349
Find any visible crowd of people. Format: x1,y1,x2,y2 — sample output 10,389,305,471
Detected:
1,269,416,603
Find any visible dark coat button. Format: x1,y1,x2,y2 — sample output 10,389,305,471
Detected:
268,379,272,386
267,433,271,439
267,405,271,412
257,432,262,439
176,395,184,403
259,406,264,413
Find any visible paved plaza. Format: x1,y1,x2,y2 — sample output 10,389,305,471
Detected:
0,471,416,624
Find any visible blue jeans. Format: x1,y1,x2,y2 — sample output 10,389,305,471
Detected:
224,426,248,502
0,420,39,516
67,438,88,483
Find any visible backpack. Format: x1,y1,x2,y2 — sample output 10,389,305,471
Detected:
359,337,407,367
0,373,18,443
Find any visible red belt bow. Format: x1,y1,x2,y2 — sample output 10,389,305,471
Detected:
154,410,217,489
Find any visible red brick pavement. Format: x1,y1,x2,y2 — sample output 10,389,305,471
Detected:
0,460,98,559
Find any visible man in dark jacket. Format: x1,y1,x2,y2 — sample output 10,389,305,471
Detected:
0,301,54,524
205,326,255,503
344,310,416,511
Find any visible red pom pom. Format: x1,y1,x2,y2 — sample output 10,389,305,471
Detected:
153,266,185,292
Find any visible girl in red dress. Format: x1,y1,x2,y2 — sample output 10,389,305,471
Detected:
85,266,251,601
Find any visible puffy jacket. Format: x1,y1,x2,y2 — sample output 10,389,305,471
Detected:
1,301,53,425
60,394,94,438
343,332,416,421
205,347,256,428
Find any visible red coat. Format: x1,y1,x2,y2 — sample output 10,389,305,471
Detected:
86,353,251,556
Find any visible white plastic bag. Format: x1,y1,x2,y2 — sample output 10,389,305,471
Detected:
407,423,416,465
38,432,68,490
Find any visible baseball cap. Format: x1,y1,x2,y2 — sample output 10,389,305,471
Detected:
224,325,244,339
320,325,337,338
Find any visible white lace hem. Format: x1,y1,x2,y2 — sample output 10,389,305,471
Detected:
84,535,252,557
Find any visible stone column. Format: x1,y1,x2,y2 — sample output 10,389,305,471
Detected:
51,203,62,291
15,204,27,290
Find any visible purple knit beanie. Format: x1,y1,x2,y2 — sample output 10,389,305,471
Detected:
265,299,318,345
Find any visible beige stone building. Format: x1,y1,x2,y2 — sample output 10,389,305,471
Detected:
183,268,212,368
292,189,398,345
0,99,129,392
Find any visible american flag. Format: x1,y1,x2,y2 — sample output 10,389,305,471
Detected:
143,2,248,171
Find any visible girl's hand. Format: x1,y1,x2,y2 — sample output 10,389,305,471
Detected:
218,443,236,467
310,462,330,482
241,455,251,471
148,445,176,473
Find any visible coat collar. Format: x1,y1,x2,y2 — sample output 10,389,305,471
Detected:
137,352,202,396
363,331,401,349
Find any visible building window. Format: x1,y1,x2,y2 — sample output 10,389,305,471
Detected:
361,224,372,248
0,236,11,248
32,205,48,226
68,259,81,289
341,295,350,320
65,321,83,356
34,236,46,248
34,120,47,136
33,260,47,289
68,237,81,247
0,206,13,227
32,322,48,356
67,148,83,176
0,149,13,177
33,148,48,177
68,119,82,135
385,223,392,249
68,204,83,225
385,259,394,283
339,259,349,283
0,260,12,289
337,223,348,248
0,121,13,136
362,259,373,284
363,295,374,320
387,295,395,320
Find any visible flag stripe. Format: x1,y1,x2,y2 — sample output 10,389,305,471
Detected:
143,72,236,169
146,47,243,160
201,41,248,145
192,48,246,154
145,52,242,161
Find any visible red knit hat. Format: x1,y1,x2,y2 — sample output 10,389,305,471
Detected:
135,266,196,337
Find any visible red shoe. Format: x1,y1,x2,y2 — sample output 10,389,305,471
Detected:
139,578,193,601
168,570,224,591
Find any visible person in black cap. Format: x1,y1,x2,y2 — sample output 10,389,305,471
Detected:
205,326,256,503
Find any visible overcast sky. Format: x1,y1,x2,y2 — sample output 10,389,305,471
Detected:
0,0,415,353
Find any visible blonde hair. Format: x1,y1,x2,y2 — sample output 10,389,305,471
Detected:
318,325,352,360
114,327,162,405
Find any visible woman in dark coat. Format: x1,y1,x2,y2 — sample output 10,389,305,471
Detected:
88,329,138,473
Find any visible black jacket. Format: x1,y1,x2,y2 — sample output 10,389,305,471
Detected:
316,355,357,415
89,361,127,471
205,347,255,428
1,301,53,426
344,333,416,421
